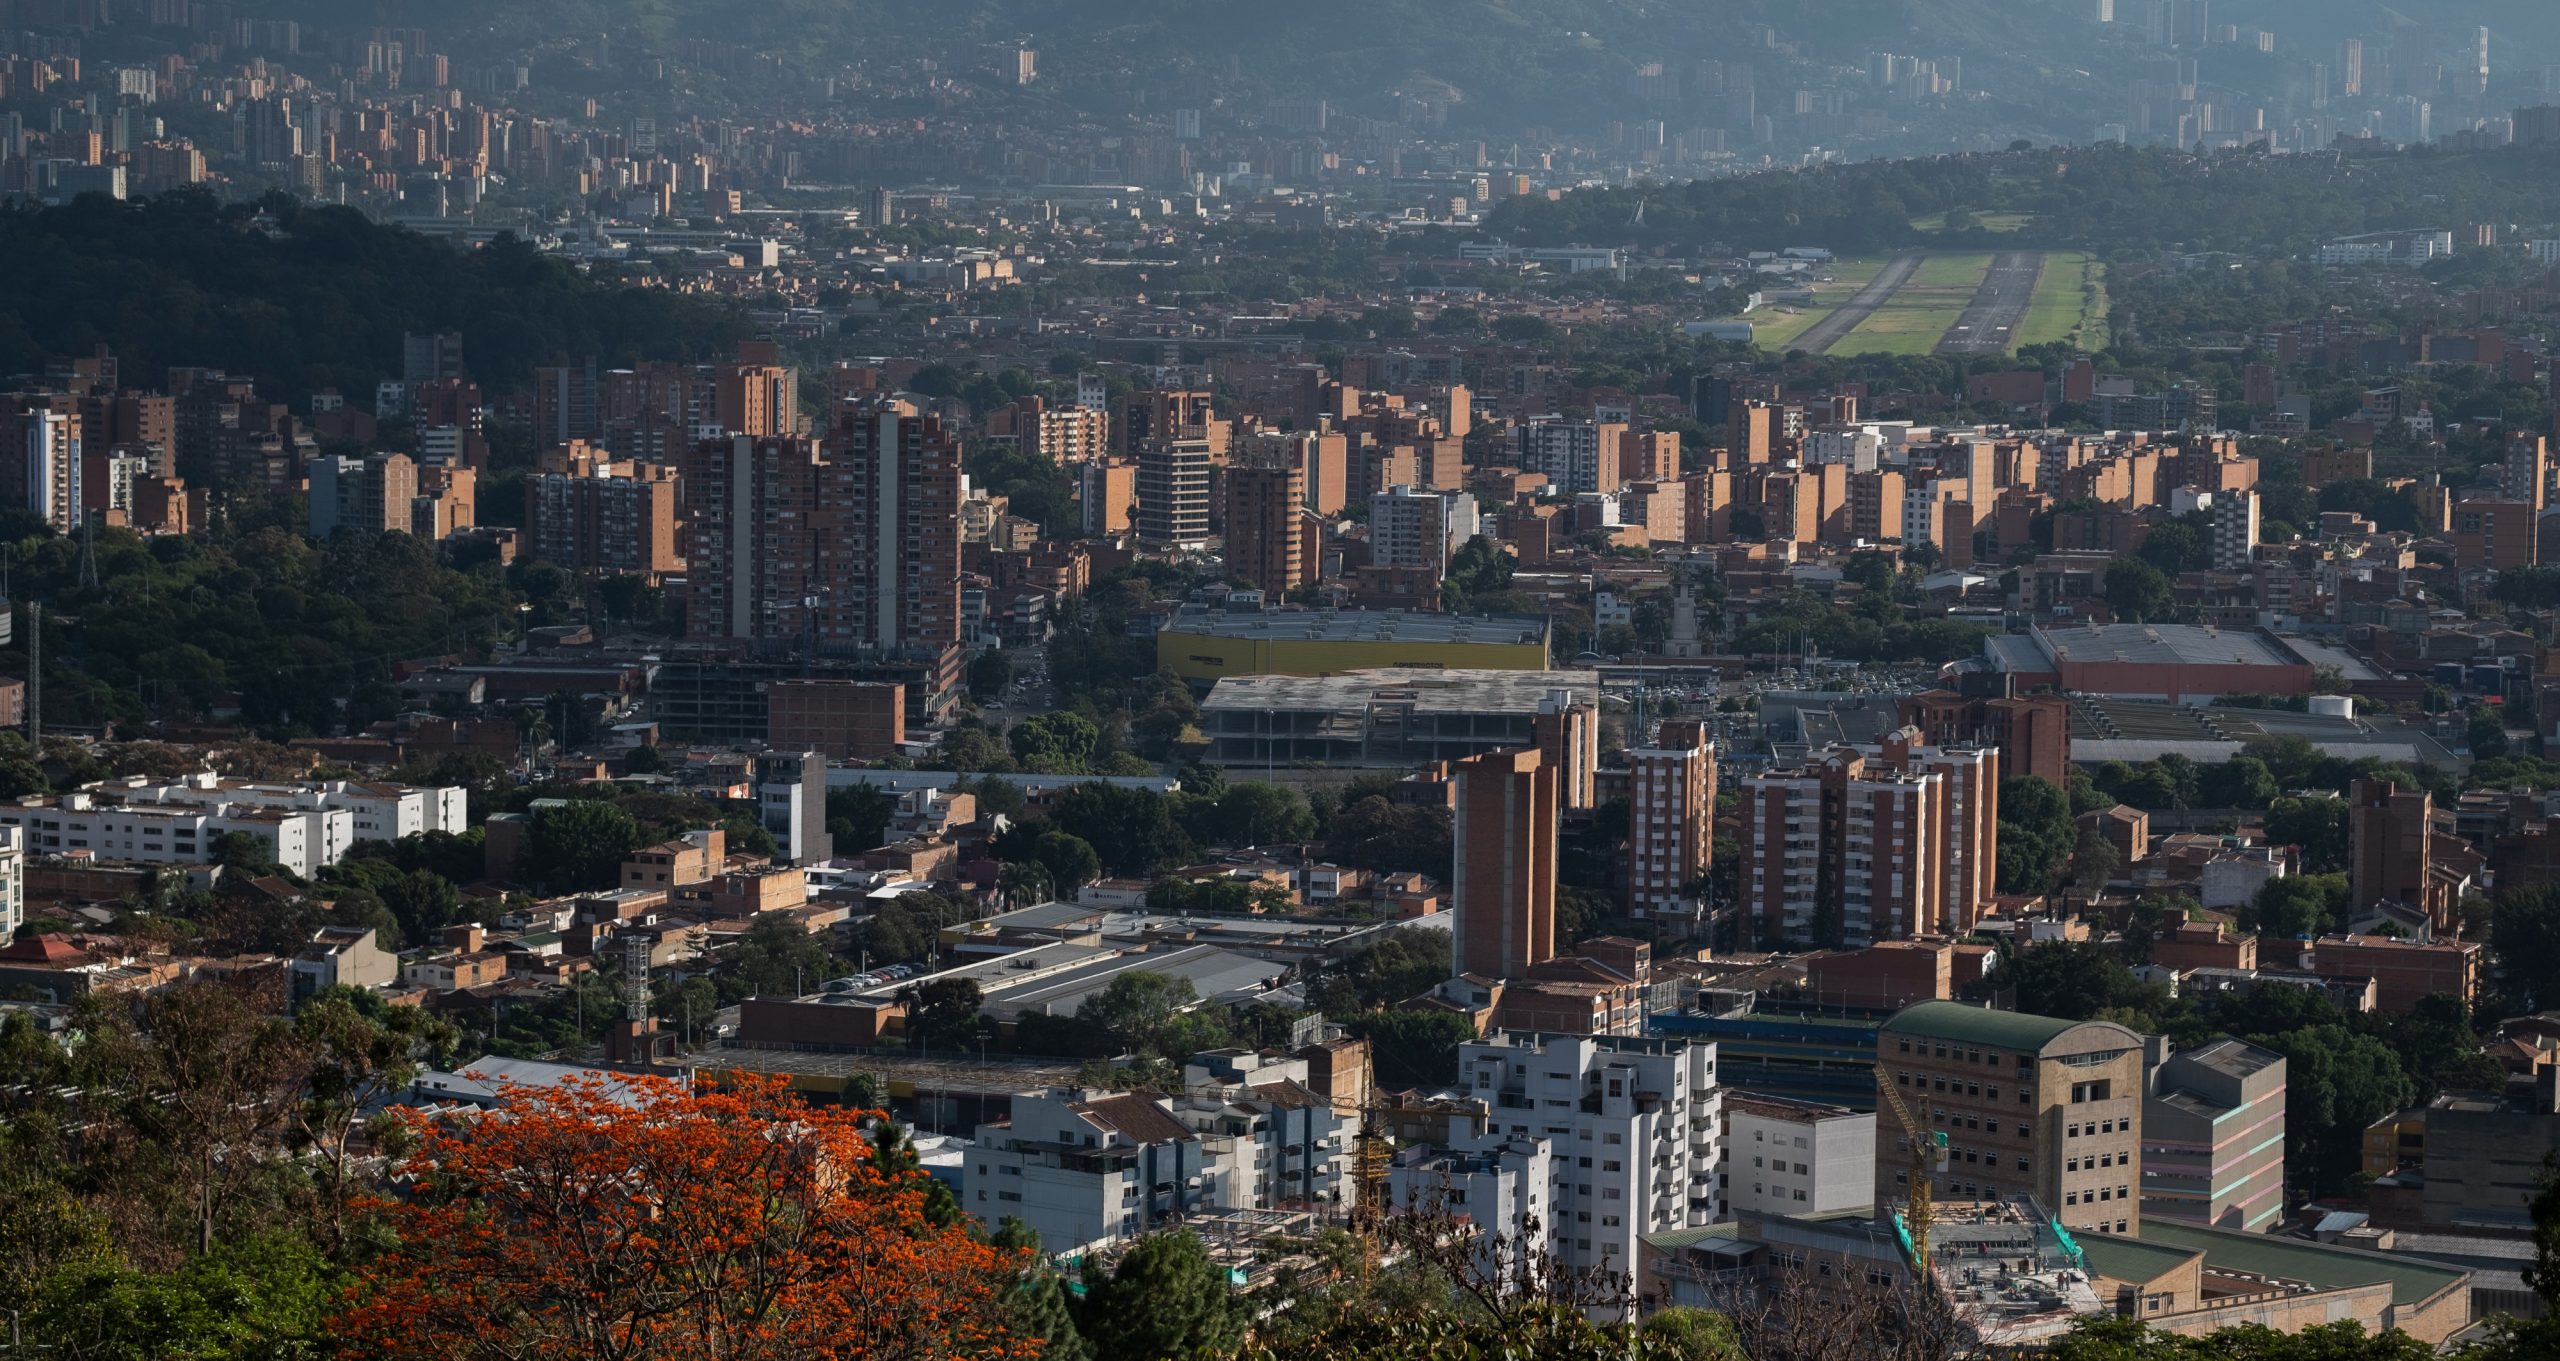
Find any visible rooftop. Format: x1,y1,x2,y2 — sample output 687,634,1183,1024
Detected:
1879,1000,2086,1053
2128,1219,2467,1308
2028,623,2299,670
1200,667,1598,715
1161,607,1550,646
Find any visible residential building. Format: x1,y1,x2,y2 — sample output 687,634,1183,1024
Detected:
2212,489,2260,571
967,1088,1206,1254
2349,779,2447,929
1369,484,1476,574
13,409,81,535
1078,458,1137,535
1725,1093,1876,1218
766,679,906,761
1407,1033,1722,1279
684,398,962,659
1626,720,1715,923
1136,436,1213,548
290,924,398,1005
528,460,682,578
308,451,417,538
0,825,20,941
1224,461,1307,597
0,774,463,877
2140,1036,2287,1233
756,750,832,866
623,828,725,892
2306,934,2482,1011
1738,731,1999,947
1532,687,1601,811
1512,418,1628,495
1451,747,1558,980
1876,1001,2148,1236
1178,1049,1357,1214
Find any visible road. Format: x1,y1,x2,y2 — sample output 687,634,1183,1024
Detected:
1793,253,1924,355
1934,251,2044,355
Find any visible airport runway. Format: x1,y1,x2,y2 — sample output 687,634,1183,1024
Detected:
1936,251,2044,354
1794,252,1924,355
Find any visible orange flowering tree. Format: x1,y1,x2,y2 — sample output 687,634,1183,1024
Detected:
338,1072,1032,1360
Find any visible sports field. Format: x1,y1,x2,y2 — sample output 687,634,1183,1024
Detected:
1830,252,1994,354
2016,251,2109,350
1743,257,1889,351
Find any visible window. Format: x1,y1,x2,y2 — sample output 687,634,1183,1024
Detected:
1793,1189,1807,1201
2066,1192,2079,1206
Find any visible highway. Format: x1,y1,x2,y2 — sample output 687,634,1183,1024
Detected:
1935,251,2044,355
1794,252,1924,355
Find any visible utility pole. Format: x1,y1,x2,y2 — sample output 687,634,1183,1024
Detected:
27,601,40,745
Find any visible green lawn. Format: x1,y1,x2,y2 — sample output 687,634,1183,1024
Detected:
2016,251,2109,351
1832,252,1993,355
1736,256,1889,351
1909,210,2035,233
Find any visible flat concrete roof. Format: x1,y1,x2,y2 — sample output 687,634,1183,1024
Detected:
2034,624,2297,669
1162,608,1550,645
1201,668,1599,714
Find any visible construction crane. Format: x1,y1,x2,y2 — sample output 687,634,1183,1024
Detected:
1877,1078,1949,1268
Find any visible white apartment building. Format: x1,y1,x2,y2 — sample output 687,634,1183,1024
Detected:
1368,484,1478,573
1626,730,1714,923
1136,436,1213,548
969,1088,1206,1254
1723,1093,1876,1219
1394,1033,1723,1280
1177,1050,1357,1214
101,774,467,864
0,774,467,877
0,825,22,940
1512,419,1622,495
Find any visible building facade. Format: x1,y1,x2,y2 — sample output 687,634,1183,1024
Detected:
1725,1093,1876,1219
1626,720,1715,924
1451,747,1558,980
2140,1036,2287,1233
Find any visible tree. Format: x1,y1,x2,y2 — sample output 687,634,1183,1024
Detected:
824,783,896,853
1643,1308,1746,1361
2492,885,2560,1015
1210,781,1316,847
1346,1009,1480,1087
1050,783,1194,878
2246,873,2347,939
901,978,986,1053
2245,1024,2413,1198
1033,830,1102,897
2102,558,2176,623
967,649,1014,701
2265,796,2350,875
27,1232,340,1360
1322,795,1452,880
1009,712,1101,773
287,986,455,1254
1080,971,1198,1054
1971,940,2168,1026
207,830,276,876
2197,756,2278,810
1074,1231,1244,1361
523,798,644,893
338,1073,1025,1361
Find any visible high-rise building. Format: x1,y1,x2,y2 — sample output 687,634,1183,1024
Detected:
533,360,601,447
1078,458,1137,536
1626,719,1715,923
1877,1002,2148,1236
716,361,797,438
1738,731,1998,947
1223,461,1306,597
2504,433,2549,513
2350,777,2443,927
2340,38,2365,97
14,410,82,534
307,452,417,538
529,461,683,578
1398,1034,1723,1275
2213,487,2260,570
1136,436,1213,548
1511,418,1627,495
1531,689,1600,811
1451,748,1558,980
755,750,833,866
684,398,960,659
402,331,464,389
1369,484,1473,574
2141,1036,2286,1233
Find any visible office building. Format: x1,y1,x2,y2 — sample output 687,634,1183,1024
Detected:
1199,670,1598,770
2140,1036,2286,1233
756,750,833,866
1402,1033,1722,1277
1626,720,1715,923
1224,461,1307,597
1877,1002,2148,1236
1136,436,1213,547
1725,1093,1876,1219
685,398,961,658
308,452,417,538
1738,731,1998,947
528,460,682,578
1451,748,1557,980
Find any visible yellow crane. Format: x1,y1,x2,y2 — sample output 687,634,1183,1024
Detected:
1877,1078,1949,1268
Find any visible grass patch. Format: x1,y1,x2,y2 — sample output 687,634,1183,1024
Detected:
1833,252,1993,355
1910,210,2035,233
1735,256,1889,351
2016,251,2109,351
